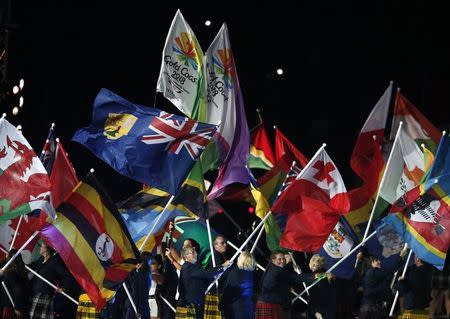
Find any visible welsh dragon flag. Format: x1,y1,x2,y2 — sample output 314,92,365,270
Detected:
157,9,207,121
205,23,250,199
0,117,55,223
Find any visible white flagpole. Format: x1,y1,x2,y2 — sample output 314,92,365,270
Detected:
227,240,308,304
25,265,78,304
389,248,413,317
250,226,265,254
1,230,39,271
9,215,24,250
292,230,377,303
160,295,176,313
2,281,15,307
205,218,219,291
123,281,139,316
138,195,175,251
360,122,403,243
205,212,272,294
289,252,310,297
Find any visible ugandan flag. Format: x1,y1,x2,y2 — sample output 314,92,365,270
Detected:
40,175,140,310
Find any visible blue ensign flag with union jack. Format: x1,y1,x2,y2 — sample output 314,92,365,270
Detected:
72,89,218,195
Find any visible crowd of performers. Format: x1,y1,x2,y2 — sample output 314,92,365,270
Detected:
1,234,450,319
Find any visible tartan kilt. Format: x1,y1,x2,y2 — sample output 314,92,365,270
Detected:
255,301,282,319
400,310,429,319
76,300,101,318
176,305,197,319
29,292,54,319
203,293,222,319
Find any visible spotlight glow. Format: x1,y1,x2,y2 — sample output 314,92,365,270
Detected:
19,79,24,89
276,68,284,75
205,20,211,26
19,96,24,107
12,86,19,94
12,107,19,115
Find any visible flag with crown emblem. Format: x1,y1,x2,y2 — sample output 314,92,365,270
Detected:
72,89,217,195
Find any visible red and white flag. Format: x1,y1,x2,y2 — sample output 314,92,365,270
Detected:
272,146,350,252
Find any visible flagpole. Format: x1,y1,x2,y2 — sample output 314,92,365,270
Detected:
205,218,219,291
250,160,299,254
123,281,139,316
289,252,310,296
389,248,413,317
292,230,377,303
160,295,176,313
360,122,404,244
205,212,273,294
2,282,15,308
1,230,39,271
25,265,79,304
138,195,176,251
9,215,23,249
227,240,308,304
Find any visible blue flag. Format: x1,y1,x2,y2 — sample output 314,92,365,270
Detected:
320,217,359,279
72,89,218,195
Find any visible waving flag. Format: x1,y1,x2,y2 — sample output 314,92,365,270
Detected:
249,120,275,171
40,175,140,309
346,83,392,237
205,23,250,199
390,92,440,152
157,9,207,120
272,146,350,252
275,128,309,171
319,217,358,279
0,117,55,223
39,124,57,174
72,89,217,195
381,154,450,269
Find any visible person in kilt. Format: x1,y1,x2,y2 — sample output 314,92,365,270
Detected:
29,242,68,319
395,256,432,319
176,246,231,319
256,250,314,319
76,293,101,319
358,253,405,319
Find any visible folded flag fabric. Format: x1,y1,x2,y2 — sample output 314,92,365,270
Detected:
72,88,217,195
40,174,140,309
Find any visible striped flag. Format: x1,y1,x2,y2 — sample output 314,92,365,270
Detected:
40,175,140,310
249,120,275,171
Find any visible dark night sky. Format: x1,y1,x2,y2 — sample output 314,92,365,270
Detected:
4,1,450,237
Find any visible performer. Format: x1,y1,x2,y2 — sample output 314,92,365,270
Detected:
176,246,231,319
256,250,314,319
220,251,256,319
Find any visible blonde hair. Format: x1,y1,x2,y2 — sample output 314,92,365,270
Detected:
309,254,325,272
237,251,256,271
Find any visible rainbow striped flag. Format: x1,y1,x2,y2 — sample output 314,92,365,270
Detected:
381,134,450,269
40,175,140,310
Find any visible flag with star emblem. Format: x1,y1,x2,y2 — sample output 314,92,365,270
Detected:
271,147,350,252
72,89,218,195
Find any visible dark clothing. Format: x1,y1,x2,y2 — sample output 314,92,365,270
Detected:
178,261,223,319
220,265,255,319
30,255,67,296
307,270,336,319
161,259,177,319
124,265,150,319
396,264,432,310
0,269,31,316
258,264,312,306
